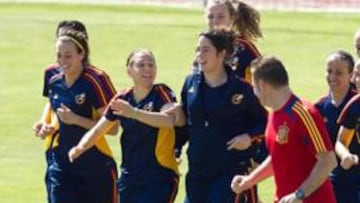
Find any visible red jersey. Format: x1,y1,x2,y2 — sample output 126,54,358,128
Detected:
266,94,336,203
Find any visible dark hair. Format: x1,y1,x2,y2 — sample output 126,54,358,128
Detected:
126,49,156,67
329,50,354,73
251,56,289,88
57,29,90,65
56,20,88,40
200,27,235,59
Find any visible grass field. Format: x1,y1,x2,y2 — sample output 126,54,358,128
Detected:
0,2,359,203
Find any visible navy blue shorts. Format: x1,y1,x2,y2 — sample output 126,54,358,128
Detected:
47,160,118,203
332,179,360,203
185,172,258,203
118,175,178,203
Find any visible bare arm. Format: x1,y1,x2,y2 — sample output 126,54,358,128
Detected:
297,151,336,196
246,156,273,184
279,151,337,202
33,102,57,139
111,99,185,128
41,102,52,123
56,103,118,135
68,116,118,162
335,126,359,169
162,103,186,127
279,151,337,203
231,156,273,194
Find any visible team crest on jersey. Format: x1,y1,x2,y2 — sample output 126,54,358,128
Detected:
231,94,243,105
75,93,86,105
143,102,154,112
276,122,289,144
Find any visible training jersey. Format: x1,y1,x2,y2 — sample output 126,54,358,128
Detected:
336,94,360,183
315,87,357,145
43,64,116,99
43,65,116,168
230,35,261,83
42,64,116,152
181,69,267,178
315,87,357,181
105,84,179,184
266,94,335,203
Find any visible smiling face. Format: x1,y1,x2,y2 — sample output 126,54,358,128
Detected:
195,35,225,74
325,55,352,94
127,51,157,88
56,39,84,75
205,2,233,29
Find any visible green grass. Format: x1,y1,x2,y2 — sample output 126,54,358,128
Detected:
0,2,359,203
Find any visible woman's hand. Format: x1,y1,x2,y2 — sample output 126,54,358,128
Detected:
227,134,252,151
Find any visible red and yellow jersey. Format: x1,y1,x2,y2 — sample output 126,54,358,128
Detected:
266,94,336,203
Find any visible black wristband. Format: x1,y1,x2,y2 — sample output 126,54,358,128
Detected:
295,189,305,200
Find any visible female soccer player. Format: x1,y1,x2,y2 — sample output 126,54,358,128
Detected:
33,20,117,203
34,20,90,144
68,49,183,203
314,50,356,203
315,50,356,145
335,59,360,203
203,0,267,165
204,0,262,82
43,29,118,203
181,28,267,203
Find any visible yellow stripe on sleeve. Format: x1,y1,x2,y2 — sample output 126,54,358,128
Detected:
341,128,356,147
293,103,327,152
293,103,324,151
84,72,107,106
158,85,172,103
244,66,252,84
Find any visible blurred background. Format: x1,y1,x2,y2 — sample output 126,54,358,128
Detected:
1,0,360,11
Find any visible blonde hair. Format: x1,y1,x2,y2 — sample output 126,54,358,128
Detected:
126,49,156,67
